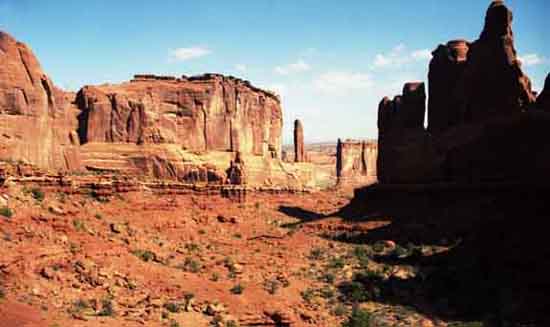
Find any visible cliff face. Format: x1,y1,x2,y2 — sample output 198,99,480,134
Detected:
336,139,377,185
0,31,298,187
75,74,283,158
376,1,549,184
0,31,81,170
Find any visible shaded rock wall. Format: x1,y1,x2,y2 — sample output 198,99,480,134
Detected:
376,1,549,184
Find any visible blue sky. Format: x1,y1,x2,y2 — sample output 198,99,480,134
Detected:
1,0,549,143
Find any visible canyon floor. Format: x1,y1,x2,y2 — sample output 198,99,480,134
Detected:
0,185,483,327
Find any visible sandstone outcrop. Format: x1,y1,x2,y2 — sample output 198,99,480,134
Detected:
454,0,535,123
336,139,377,185
293,119,305,162
0,31,81,170
0,31,327,190
76,74,282,157
427,40,469,134
376,1,549,184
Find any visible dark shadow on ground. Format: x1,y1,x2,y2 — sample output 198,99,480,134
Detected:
278,206,329,228
330,183,550,327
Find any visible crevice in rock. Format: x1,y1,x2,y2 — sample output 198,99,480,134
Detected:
17,48,35,85
40,77,55,114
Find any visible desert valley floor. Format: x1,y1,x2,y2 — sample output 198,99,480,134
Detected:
0,185,476,327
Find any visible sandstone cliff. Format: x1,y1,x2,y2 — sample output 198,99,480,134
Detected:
0,31,81,170
76,74,282,158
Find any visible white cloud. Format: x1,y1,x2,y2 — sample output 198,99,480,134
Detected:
313,71,373,96
274,59,311,75
234,64,247,72
411,49,432,61
518,53,545,67
264,83,287,97
169,46,211,61
371,44,432,70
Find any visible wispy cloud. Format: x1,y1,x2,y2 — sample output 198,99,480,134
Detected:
313,71,373,96
371,44,432,70
274,59,311,75
234,64,247,72
169,46,211,61
518,53,546,67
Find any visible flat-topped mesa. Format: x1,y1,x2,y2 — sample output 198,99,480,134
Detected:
453,0,535,123
76,73,283,158
0,31,81,170
377,82,426,134
428,40,470,134
293,119,305,162
536,74,550,111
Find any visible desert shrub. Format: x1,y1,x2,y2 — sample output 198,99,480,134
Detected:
179,257,201,273
30,188,44,202
448,323,484,327
164,302,180,313
339,281,371,302
132,249,156,262
300,288,316,303
308,247,325,260
320,286,335,299
73,219,86,232
211,272,220,281
321,272,336,284
327,256,345,269
97,298,114,316
264,279,279,295
342,307,372,327
230,283,245,295
0,207,13,218
333,303,347,316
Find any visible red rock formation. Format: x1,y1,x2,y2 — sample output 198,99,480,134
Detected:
376,1,550,184
293,119,305,162
76,74,283,157
427,40,469,134
336,139,377,185
536,74,550,111
0,31,81,170
454,0,535,122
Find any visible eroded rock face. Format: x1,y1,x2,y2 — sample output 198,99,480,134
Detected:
0,31,81,170
428,40,469,134
454,0,535,122
293,119,305,162
336,139,377,185
536,74,550,111
76,74,283,158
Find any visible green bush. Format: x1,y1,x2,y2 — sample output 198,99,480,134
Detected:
31,188,45,202
342,307,372,327
132,249,156,262
0,207,13,218
230,283,245,295
97,298,114,316
164,302,180,313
